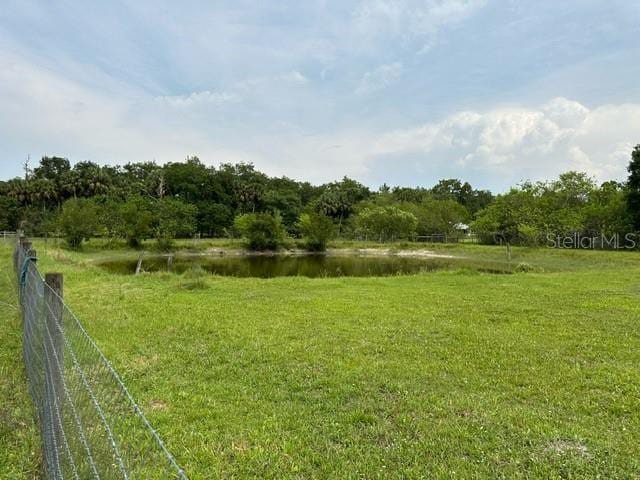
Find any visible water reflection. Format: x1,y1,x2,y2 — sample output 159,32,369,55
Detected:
99,254,511,278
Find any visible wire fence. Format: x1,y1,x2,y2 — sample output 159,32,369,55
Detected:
415,233,479,244
14,238,188,479
1,230,17,241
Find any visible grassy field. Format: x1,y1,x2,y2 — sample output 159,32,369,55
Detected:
2,240,640,478
0,243,40,479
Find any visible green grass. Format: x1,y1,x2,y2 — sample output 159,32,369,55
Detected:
3,241,640,478
0,242,40,479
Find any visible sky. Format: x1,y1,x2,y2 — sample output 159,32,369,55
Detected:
1,0,639,192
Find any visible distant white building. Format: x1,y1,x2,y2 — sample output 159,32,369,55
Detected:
454,223,470,234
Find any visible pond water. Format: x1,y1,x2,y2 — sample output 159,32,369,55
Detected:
99,254,511,278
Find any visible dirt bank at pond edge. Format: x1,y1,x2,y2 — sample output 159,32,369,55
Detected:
194,247,458,259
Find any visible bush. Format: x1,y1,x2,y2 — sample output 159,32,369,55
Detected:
297,213,336,252
402,199,467,236
234,212,287,250
514,262,538,273
59,198,99,248
180,265,208,290
355,206,417,242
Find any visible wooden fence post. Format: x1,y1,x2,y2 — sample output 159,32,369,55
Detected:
135,251,145,275
45,272,64,474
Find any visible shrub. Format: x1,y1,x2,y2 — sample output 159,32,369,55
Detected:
402,199,468,236
59,198,99,248
180,265,208,289
514,262,537,273
234,212,287,250
297,213,336,252
355,206,417,242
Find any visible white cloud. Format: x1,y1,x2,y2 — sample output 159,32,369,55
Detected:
369,97,640,185
0,47,256,169
154,90,239,108
233,70,310,91
356,62,403,94
281,70,309,85
1,38,638,191
352,0,487,49
541,97,589,129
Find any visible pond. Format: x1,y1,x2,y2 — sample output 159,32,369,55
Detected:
98,253,512,278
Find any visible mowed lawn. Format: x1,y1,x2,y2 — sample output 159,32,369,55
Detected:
3,242,640,479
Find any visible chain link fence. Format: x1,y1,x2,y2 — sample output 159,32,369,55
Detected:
14,239,188,479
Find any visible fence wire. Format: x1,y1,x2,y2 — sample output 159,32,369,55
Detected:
15,242,188,479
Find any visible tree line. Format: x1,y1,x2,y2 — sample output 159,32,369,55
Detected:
0,156,491,249
1,145,639,250
473,145,640,247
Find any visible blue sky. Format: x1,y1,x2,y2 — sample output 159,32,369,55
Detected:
1,0,639,191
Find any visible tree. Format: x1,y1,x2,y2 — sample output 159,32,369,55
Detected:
228,163,268,213
154,198,197,249
58,198,99,248
297,213,336,251
33,156,71,181
96,197,125,240
26,178,57,206
627,145,640,230
18,205,56,237
355,206,417,242
549,171,596,208
163,157,211,202
120,196,154,247
314,177,370,231
0,196,19,230
403,199,468,236
431,179,471,202
64,161,112,198
582,182,630,237
234,212,287,250
472,171,634,252
263,189,302,231
196,201,234,237
120,161,164,198
431,178,493,215
472,189,542,250
391,186,430,203
32,156,71,205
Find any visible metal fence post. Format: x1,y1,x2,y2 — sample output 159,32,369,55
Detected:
45,272,64,478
